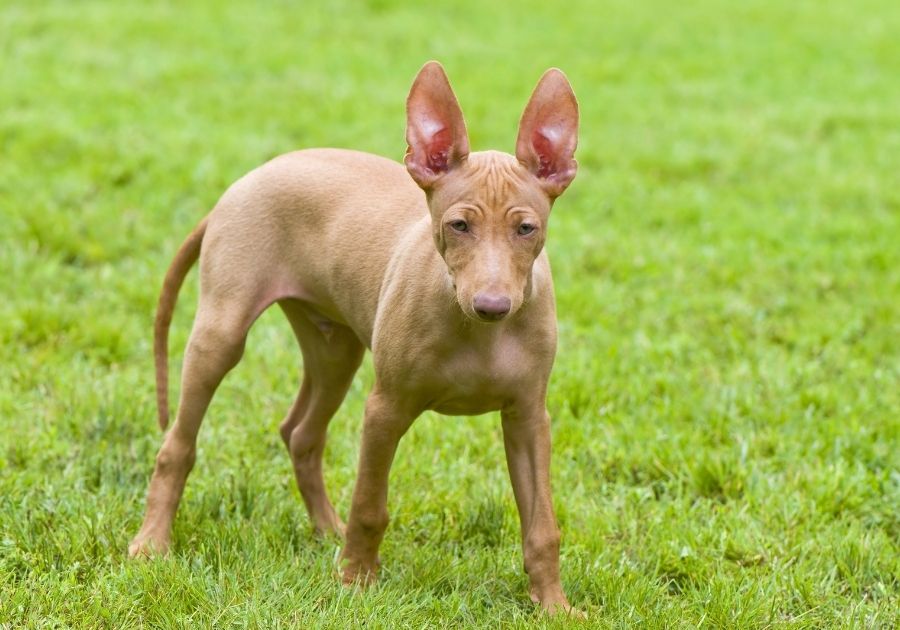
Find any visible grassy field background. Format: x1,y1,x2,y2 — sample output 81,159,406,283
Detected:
1,0,898,627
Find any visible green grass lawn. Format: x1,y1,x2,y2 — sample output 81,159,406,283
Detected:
2,0,898,627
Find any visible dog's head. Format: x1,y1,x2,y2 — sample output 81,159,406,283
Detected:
405,61,578,323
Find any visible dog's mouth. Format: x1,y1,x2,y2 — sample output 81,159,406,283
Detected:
474,310,508,323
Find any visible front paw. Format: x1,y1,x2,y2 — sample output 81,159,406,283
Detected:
530,587,585,618
338,552,380,587
127,531,171,559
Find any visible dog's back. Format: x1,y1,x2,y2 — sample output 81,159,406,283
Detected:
199,148,427,344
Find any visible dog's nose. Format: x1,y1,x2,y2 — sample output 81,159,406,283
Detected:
473,294,511,321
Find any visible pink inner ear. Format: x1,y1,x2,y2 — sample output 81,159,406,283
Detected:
532,129,557,179
427,127,451,173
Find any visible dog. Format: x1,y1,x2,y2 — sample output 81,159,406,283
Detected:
129,61,579,614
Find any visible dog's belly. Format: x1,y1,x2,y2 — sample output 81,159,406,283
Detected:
429,391,509,416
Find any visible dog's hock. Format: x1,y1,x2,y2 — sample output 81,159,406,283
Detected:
405,61,470,188
516,68,579,198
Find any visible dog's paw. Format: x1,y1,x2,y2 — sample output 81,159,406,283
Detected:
340,566,378,588
337,553,380,587
531,589,585,619
127,533,171,559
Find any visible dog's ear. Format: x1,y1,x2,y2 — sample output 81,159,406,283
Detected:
405,61,470,190
516,69,579,198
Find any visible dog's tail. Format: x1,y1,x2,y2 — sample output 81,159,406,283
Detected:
155,217,209,431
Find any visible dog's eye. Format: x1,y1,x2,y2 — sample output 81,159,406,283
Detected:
449,220,469,233
517,223,536,235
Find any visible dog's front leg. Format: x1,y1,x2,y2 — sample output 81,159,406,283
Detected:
340,388,418,585
501,403,575,615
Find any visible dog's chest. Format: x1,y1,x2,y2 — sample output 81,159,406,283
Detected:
427,334,535,415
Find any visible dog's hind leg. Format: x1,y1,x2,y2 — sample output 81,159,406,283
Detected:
129,298,255,558
277,299,364,537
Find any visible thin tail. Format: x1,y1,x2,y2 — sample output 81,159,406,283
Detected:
155,217,209,430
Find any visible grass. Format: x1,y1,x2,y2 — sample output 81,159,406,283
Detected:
1,0,899,627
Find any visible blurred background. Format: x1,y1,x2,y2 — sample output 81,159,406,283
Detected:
1,1,898,626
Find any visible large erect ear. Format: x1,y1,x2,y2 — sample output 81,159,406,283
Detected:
405,61,470,189
516,69,579,198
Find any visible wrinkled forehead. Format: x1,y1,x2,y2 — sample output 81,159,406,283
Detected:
431,151,549,214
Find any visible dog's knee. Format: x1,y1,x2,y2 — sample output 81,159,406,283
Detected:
278,420,294,448
184,320,247,382
188,329,245,365
155,437,197,478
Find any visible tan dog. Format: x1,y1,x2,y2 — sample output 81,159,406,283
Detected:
129,61,579,614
